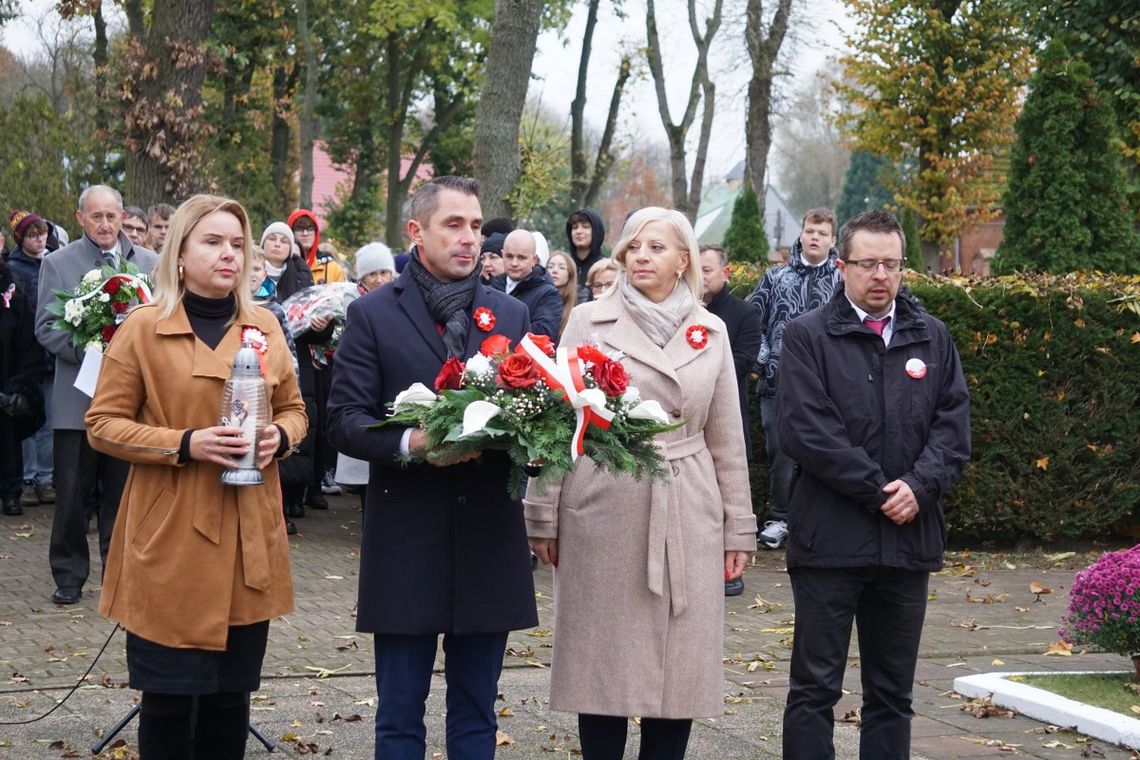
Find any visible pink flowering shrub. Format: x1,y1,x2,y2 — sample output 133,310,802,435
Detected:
1059,545,1140,658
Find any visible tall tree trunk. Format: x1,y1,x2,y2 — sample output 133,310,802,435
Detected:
471,0,545,221
743,0,792,219
296,0,317,209
384,34,408,248
570,0,601,204
646,0,722,217
583,54,632,209
122,0,216,206
90,1,109,180
270,65,298,218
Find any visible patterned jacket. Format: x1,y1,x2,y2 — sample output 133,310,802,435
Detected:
747,239,841,398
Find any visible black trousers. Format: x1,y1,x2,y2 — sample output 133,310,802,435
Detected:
577,714,692,760
49,429,129,590
783,566,929,760
309,366,333,486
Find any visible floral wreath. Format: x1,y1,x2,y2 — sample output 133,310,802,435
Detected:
473,307,496,332
685,324,709,350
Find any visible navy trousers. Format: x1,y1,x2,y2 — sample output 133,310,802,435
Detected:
783,566,929,760
373,632,508,760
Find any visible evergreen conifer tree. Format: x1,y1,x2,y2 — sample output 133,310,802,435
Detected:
901,207,924,272
995,41,1138,274
723,185,769,263
835,151,894,226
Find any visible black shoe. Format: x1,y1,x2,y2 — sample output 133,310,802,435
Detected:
304,490,329,510
52,586,82,605
2,501,22,516
725,578,745,597
286,521,298,536
531,552,538,572
285,502,305,519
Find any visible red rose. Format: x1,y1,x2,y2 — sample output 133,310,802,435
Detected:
592,359,629,396
101,324,118,343
480,334,512,357
103,278,122,296
111,300,129,315
434,357,466,392
518,332,555,357
497,353,538,390
576,344,608,367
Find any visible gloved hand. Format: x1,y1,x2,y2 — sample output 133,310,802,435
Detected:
0,392,31,417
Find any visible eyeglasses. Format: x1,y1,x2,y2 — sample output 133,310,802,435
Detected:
846,258,904,273
590,281,615,293
292,224,316,233
123,223,148,234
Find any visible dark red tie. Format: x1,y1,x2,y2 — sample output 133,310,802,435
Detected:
864,316,890,336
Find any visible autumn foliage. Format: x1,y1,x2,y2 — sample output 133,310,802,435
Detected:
833,0,1034,270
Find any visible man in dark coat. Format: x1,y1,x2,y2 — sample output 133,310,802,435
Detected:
775,210,971,760
700,244,763,596
490,229,561,339
565,208,606,298
328,176,538,760
35,185,157,605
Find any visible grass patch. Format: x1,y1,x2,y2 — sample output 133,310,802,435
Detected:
1011,673,1140,719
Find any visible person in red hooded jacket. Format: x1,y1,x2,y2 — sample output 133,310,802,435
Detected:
287,209,343,506
287,209,346,285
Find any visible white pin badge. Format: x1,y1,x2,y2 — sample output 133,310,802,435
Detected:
905,358,927,379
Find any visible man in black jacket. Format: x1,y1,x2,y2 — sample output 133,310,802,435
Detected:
490,229,562,339
775,210,970,760
700,244,762,596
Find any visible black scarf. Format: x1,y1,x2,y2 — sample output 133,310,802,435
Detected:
407,247,480,358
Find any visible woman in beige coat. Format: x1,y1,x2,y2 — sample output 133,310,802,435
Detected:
86,195,307,759
525,207,757,759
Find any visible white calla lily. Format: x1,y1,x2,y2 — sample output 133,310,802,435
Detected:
464,352,492,377
393,382,437,412
460,400,502,437
621,386,641,405
627,399,670,425
575,387,608,412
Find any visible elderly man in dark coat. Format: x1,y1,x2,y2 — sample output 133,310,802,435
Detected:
489,229,562,339
328,176,537,760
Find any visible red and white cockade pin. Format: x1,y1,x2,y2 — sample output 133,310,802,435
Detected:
685,324,709,349
905,357,927,379
473,307,496,332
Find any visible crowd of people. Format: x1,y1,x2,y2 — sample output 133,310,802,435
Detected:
0,177,970,760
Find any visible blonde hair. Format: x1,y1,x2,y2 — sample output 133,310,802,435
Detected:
547,249,578,337
608,207,702,301
152,194,257,322
586,257,619,287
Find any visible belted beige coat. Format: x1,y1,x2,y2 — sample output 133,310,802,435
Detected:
524,293,757,718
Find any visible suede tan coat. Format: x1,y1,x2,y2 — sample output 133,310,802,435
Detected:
524,294,757,718
85,302,307,650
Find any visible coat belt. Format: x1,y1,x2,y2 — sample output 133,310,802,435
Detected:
192,466,272,593
646,432,707,616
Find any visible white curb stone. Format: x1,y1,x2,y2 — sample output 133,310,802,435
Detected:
953,671,1140,750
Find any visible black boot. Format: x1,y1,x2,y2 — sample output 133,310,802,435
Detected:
2,500,22,516
304,487,328,510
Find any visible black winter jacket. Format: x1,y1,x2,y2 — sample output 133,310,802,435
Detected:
565,208,607,299
490,266,563,340
775,287,970,572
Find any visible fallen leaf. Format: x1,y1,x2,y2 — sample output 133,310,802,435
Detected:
1028,581,1051,594
1035,456,1049,470
962,695,1017,719
759,626,795,634
498,706,514,717
1045,551,1075,562
1042,739,1073,749
495,730,515,747
1043,640,1073,656
992,658,1005,666
1130,705,1140,715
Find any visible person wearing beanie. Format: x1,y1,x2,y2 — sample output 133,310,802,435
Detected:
353,242,396,293
480,232,506,284
287,209,345,285
259,222,311,302
482,217,514,239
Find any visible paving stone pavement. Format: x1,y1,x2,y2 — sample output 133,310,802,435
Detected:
0,495,1136,758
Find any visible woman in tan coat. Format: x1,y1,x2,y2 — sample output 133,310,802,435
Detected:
525,207,757,759
86,195,307,759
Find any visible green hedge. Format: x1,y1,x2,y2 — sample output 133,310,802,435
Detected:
727,268,1140,541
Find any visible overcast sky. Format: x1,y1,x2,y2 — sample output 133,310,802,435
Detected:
3,0,852,184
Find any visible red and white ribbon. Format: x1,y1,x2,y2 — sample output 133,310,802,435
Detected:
73,273,153,305
517,334,614,461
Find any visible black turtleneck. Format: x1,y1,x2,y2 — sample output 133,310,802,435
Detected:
183,289,236,350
